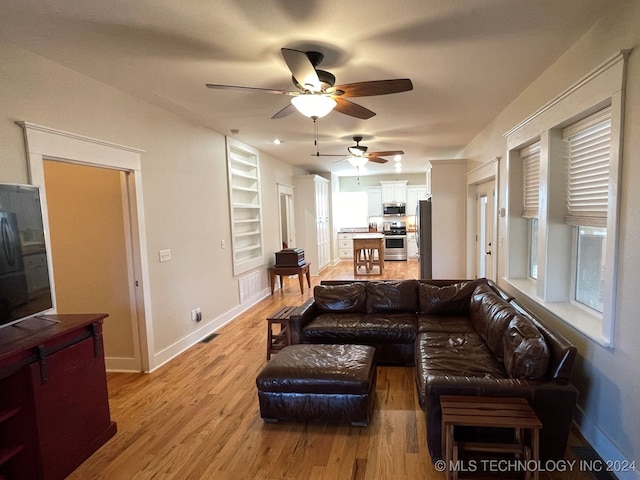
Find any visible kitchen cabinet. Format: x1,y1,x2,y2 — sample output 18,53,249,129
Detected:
406,185,427,218
380,181,407,204
0,314,116,480
294,175,331,276
338,232,354,259
366,187,382,217
407,232,418,259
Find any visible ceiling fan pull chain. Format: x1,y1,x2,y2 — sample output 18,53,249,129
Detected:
313,117,319,156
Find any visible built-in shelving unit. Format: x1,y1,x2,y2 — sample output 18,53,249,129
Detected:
227,137,264,276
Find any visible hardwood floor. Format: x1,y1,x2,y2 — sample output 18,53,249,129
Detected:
69,260,595,480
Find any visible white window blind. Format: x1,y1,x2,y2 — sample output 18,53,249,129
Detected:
521,142,541,219
563,107,612,227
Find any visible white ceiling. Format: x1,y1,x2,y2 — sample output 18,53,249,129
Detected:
0,0,609,177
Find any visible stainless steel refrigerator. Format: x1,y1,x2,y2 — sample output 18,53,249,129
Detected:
416,198,432,279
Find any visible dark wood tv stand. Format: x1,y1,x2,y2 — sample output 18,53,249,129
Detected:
0,314,117,480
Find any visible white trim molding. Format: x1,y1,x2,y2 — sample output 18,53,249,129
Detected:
17,121,155,372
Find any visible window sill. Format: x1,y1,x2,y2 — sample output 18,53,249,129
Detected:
505,277,611,347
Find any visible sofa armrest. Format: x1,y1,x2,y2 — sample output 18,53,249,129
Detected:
423,375,578,461
289,298,317,344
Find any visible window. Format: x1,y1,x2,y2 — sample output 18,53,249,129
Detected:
529,219,538,279
504,50,627,346
575,226,606,312
521,142,540,279
563,108,611,313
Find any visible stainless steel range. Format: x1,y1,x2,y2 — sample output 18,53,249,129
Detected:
382,221,407,261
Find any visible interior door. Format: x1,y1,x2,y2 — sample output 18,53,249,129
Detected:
476,180,495,280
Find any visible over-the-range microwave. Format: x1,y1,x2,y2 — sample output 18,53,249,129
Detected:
382,202,406,216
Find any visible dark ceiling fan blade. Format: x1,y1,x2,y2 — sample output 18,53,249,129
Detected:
281,48,321,92
206,83,297,95
333,79,413,98
334,98,376,119
368,157,388,164
368,150,405,157
271,103,296,119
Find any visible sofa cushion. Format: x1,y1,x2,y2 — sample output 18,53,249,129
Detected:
469,284,517,360
302,312,416,344
503,315,550,379
418,279,486,315
366,280,419,313
314,283,366,313
417,315,475,334
416,331,506,376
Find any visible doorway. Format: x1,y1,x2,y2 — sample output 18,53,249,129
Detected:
43,161,142,371
476,180,495,280
278,183,295,250
19,122,152,372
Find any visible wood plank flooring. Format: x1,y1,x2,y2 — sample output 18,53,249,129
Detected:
69,260,596,480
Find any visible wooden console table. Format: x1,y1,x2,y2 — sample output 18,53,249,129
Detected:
0,314,117,480
441,395,542,480
268,262,311,295
353,234,384,275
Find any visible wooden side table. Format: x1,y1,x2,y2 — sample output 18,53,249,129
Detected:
440,395,542,480
268,262,311,295
266,305,298,360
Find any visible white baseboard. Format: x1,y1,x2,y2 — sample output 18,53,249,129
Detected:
574,406,640,480
149,287,271,372
105,356,142,372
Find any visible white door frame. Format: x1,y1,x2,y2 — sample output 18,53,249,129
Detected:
277,183,296,249
476,181,495,280
466,157,500,281
18,121,154,372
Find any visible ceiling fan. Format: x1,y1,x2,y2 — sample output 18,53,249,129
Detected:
313,136,404,166
206,48,413,120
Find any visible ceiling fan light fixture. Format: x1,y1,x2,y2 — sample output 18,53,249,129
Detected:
291,95,336,118
348,146,367,157
347,156,368,168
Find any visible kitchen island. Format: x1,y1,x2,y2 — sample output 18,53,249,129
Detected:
352,233,384,275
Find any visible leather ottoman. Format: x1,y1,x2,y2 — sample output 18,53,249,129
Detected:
256,344,377,426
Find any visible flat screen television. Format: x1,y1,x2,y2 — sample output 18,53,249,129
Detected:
0,183,54,328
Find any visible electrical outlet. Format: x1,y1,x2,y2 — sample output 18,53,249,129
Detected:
191,309,198,322
159,249,172,262
220,239,225,249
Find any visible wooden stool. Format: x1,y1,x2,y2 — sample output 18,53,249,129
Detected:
266,305,297,360
441,395,542,480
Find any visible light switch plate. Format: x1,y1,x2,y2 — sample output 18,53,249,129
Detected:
159,249,171,262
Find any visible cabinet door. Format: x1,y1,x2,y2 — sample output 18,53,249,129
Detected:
30,334,112,480
366,187,382,216
407,233,418,259
380,181,407,203
315,179,330,270
393,183,407,203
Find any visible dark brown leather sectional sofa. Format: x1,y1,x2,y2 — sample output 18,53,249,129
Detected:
289,278,578,462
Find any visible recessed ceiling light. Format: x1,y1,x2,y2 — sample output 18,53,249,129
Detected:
273,138,282,145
